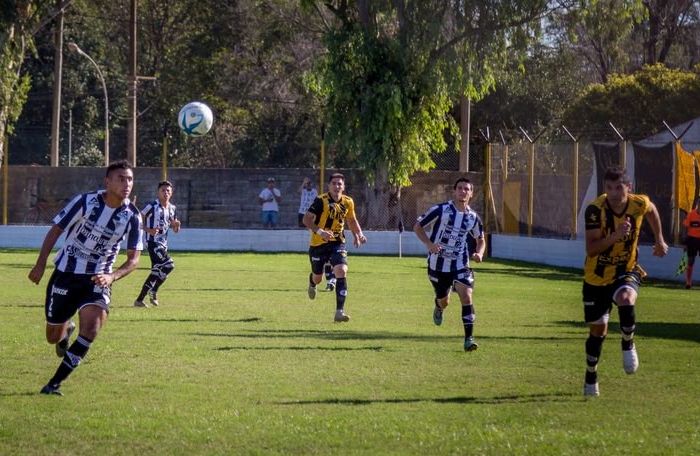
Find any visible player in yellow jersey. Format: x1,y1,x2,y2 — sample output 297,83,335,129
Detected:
303,173,367,322
582,166,668,397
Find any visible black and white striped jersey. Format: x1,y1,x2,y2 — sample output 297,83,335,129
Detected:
416,201,484,272
141,200,177,247
52,191,143,274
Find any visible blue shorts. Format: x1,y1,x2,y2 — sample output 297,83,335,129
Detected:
261,210,279,227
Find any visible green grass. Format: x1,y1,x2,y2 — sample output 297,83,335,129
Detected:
1,250,698,455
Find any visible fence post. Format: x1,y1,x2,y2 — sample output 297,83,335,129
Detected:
519,127,535,236
2,136,7,225
562,126,579,239
484,141,492,232
673,140,680,245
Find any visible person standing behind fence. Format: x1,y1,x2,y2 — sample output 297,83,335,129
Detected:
134,180,181,308
682,202,700,289
581,166,668,398
303,172,367,322
413,177,485,352
28,160,142,396
259,177,282,229
298,177,317,228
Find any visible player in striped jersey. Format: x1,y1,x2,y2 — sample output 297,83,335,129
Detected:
581,166,668,397
414,178,485,352
134,180,181,307
28,160,143,396
303,173,367,322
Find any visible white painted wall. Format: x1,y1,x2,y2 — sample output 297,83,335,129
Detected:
0,226,684,282
491,234,685,282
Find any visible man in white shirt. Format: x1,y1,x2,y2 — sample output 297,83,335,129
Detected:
259,177,282,229
298,177,317,227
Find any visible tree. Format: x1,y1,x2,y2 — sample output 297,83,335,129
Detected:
304,0,551,225
562,63,700,139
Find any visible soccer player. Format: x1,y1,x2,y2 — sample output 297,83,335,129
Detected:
134,180,181,307
682,201,700,289
582,166,668,397
28,160,143,396
413,177,485,352
303,173,367,322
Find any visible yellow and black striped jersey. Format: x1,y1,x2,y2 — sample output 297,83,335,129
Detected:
583,193,651,286
307,193,357,247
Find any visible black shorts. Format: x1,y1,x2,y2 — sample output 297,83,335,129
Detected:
44,270,111,325
582,271,641,323
428,268,475,299
147,241,173,267
309,242,348,274
686,236,700,264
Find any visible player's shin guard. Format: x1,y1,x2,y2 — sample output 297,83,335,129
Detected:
335,277,347,310
585,334,605,384
324,264,334,281
461,305,475,338
152,263,174,293
137,275,159,301
618,305,636,351
47,335,93,388
686,265,694,286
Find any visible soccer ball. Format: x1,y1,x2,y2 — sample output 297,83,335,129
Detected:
178,101,214,136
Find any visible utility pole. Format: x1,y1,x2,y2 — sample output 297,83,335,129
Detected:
127,0,137,166
459,95,470,172
50,0,64,167
127,0,156,167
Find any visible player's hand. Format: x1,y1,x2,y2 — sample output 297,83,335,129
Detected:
653,240,668,257
354,233,367,247
91,273,115,287
172,219,181,232
317,229,333,241
471,252,483,263
614,217,632,241
427,242,442,254
28,262,46,284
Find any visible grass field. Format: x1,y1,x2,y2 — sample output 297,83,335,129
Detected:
0,249,698,455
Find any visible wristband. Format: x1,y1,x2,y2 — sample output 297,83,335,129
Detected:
313,227,319,234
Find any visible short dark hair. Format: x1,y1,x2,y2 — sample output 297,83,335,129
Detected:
105,160,133,177
328,172,345,183
158,180,173,189
603,166,630,184
453,177,472,189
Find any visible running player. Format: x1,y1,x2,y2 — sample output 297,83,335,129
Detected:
582,166,668,397
28,160,143,396
682,201,700,289
414,177,485,352
134,180,181,307
303,173,367,322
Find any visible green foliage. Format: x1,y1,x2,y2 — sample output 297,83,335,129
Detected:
564,63,700,139
1,251,699,454
308,1,549,186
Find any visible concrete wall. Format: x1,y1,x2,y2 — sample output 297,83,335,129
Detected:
0,166,479,230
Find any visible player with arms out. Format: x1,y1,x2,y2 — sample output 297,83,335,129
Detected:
582,166,668,397
28,160,143,396
414,178,485,352
303,173,367,322
134,180,181,307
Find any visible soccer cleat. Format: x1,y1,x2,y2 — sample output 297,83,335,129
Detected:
148,291,159,307
622,344,639,374
583,382,600,397
463,337,478,352
133,299,148,308
40,384,63,396
432,306,443,326
325,279,336,291
55,321,75,358
307,285,317,300
334,309,350,322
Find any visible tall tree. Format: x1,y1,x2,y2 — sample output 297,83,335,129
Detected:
0,0,74,168
304,0,551,224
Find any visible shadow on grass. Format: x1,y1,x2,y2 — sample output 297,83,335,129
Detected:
116,317,262,323
192,329,578,342
276,391,577,406
0,391,42,397
217,345,384,352
556,320,700,344
167,287,301,292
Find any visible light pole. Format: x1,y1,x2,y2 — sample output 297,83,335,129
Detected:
67,42,109,166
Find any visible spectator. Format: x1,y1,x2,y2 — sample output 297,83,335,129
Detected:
298,177,317,228
259,177,282,229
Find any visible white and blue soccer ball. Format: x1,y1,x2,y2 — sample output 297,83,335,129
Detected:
178,101,214,137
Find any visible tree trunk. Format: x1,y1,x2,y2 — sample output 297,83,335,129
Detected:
362,163,403,230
